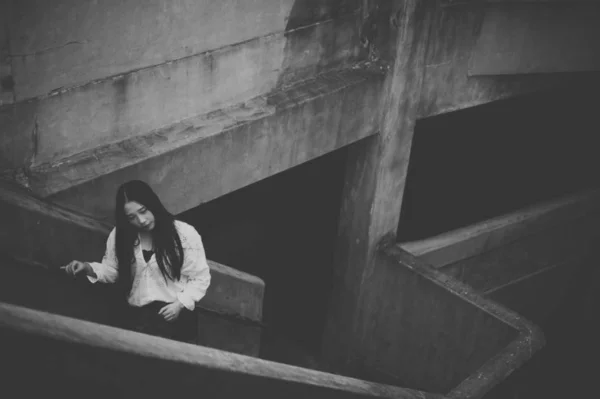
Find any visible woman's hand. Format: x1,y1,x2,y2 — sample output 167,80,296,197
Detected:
158,300,184,322
61,260,94,277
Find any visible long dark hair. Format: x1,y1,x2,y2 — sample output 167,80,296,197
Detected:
114,180,183,293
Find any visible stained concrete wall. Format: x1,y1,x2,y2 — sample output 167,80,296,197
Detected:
1,0,364,169
7,0,361,101
0,2,13,106
419,1,600,117
40,69,382,221
4,1,600,176
5,0,600,222
469,4,600,75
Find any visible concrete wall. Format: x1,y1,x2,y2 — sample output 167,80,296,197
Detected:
469,4,600,75
6,0,361,101
4,1,600,176
4,0,600,221
39,69,382,221
414,201,600,398
0,2,13,105
320,0,600,380
1,0,364,169
0,302,437,399
419,1,600,117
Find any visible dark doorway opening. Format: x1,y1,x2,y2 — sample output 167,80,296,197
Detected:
179,147,348,365
397,86,599,242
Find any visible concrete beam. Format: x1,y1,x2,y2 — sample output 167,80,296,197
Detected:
8,0,362,101
30,68,383,222
2,11,363,166
419,2,600,117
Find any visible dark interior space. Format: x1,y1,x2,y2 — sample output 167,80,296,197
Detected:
178,146,349,365
395,85,599,397
506,258,598,398
397,86,599,242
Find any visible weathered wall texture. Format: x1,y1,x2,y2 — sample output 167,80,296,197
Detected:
0,2,13,106
419,1,600,117
42,70,382,221
1,0,599,389
8,0,338,101
4,0,600,219
322,0,433,375
469,4,600,75
1,0,365,172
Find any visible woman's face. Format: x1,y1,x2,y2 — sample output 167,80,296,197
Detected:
124,201,155,231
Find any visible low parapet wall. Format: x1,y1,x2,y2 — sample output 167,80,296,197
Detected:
398,188,600,321
0,301,439,399
0,180,264,355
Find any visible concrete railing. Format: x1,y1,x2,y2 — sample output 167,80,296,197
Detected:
398,187,600,334
0,180,264,354
0,301,438,399
399,188,600,269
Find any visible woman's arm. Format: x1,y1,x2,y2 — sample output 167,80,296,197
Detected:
86,228,119,284
176,224,211,311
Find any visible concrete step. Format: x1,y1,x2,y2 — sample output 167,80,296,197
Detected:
25,67,383,222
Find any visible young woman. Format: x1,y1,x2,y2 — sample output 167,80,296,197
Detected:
62,180,211,342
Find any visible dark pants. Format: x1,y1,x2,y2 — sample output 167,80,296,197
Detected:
126,301,196,343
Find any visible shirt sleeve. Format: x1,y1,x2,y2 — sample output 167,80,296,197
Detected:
176,224,211,311
87,228,119,284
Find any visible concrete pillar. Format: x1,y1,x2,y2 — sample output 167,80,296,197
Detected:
321,0,433,375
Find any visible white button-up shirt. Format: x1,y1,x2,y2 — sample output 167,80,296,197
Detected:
88,220,211,310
